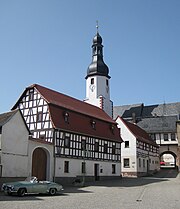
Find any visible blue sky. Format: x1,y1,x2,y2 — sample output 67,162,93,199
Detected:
0,0,180,113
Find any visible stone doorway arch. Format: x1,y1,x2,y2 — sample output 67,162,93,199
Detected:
160,151,177,168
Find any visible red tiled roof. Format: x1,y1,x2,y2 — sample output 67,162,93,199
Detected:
13,84,122,142
49,104,121,141
34,84,115,123
119,117,158,146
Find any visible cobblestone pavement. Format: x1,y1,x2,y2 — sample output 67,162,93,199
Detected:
0,169,180,209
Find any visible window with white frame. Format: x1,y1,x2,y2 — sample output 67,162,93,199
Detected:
171,133,176,141
123,158,130,168
164,133,168,141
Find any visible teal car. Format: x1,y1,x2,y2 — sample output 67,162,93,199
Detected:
1,176,63,197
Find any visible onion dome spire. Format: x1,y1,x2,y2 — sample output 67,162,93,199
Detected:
86,22,110,79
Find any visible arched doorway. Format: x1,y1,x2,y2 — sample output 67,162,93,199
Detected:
32,148,47,180
160,151,177,169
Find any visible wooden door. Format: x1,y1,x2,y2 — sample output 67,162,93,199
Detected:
32,148,47,180
94,163,99,181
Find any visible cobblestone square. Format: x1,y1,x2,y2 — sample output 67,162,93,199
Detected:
0,169,180,209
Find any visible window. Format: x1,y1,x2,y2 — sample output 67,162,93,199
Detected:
106,79,109,86
94,142,99,152
63,112,69,123
64,136,70,148
139,158,141,168
29,89,34,100
112,164,116,174
143,159,145,167
82,162,86,173
104,144,108,153
123,158,130,168
112,145,116,155
164,133,168,141
171,133,176,141
150,133,156,141
125,141,129,148
39,134,45,140
64,161,69,173
91,78,94,84
110,125,114,134
81,140,86,150
91,120,96,129
37,111,43,122
0,126,2,134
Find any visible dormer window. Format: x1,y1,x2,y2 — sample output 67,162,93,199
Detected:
90,120,96,129
110,124,115,134
63,111,69,123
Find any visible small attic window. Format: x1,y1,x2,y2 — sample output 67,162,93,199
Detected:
29,89,34,100
90,120,96,129
63,112,69,123
110,124,115,134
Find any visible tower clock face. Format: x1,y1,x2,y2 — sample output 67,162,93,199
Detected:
89,84,95,92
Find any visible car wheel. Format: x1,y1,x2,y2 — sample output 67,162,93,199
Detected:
17,188,26,197
49,188,57,196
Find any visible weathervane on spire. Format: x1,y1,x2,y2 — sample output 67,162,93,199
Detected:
96,20,99,33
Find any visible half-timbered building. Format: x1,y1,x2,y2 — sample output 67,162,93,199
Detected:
116,116,159,177
12,84,122,184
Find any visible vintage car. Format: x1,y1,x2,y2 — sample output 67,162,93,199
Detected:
1,176,63,196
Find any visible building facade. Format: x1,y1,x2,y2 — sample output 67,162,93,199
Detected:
114,103,180,168
11,83,122,184
116,116,159,177
0,110,30,178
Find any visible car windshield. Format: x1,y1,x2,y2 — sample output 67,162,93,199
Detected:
25,176,38,183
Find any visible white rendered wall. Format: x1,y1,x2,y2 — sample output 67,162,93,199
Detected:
85,76,112,117
116,117,137,174
1,111,29,177
55,158,121,178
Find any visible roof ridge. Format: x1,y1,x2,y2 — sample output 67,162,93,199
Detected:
32,84,115,123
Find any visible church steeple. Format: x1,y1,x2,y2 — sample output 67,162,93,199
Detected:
84,23,113,118
86,22,110,79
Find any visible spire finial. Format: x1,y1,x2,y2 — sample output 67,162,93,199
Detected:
96,20,99,33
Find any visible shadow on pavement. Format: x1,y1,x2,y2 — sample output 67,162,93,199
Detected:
0,169,178,200
64,168,179,192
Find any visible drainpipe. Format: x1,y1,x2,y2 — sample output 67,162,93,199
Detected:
53,130,56,182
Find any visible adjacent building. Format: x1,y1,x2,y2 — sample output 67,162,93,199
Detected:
114,103,180,168
0,110,30,179
116,116,159,177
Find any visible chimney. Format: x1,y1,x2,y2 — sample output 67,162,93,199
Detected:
132,112,136,124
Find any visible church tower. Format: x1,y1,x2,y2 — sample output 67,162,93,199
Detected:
84,24,113,118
